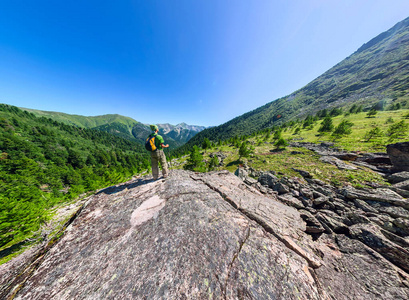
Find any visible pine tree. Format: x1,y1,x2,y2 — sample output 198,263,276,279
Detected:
364,127,383,142
208,155,220,171
273,130,282,140
366,109,377,118
238,141,253,160
387,120,409,142
332,120,354,138
274,137,288,150
318,116,334,133
184,145,206,172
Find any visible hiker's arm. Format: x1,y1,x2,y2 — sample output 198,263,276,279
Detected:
161,144,169,148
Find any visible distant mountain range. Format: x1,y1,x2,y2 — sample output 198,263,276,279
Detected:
184,16,409,146
21,108,206,147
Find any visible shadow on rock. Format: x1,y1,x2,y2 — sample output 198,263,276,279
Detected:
96,177,158,195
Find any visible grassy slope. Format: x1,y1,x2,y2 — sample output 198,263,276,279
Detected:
172,109,409,188
172,143,389,189
282,109,409,152
183,16,409,148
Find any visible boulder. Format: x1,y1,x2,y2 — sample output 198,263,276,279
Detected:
234,167,248,180
272,182,290,195
319,156,358,170
341,186,409,209
355,153,391,165
292,168,313,179
393,179,409,191
387,171,409,184
243,176,258,186
379,206,409,220
316,213,349,234
300,188,314,199
257,172,278,188
277,194,305,209
333,152,358,161
387,142,409,172
299,210,325,234
313,196,328,207
353,199,378,213
346,212,371,225
349,223,409,273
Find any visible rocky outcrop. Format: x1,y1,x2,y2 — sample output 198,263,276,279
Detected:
387,142,409,172
238,164,409,299
1,170,409,299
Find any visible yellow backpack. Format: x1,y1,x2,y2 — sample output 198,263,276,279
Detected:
145,135,157,152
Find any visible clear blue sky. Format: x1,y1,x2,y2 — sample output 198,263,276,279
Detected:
1,1,409,127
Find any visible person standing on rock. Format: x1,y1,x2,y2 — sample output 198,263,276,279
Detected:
147,125,169,179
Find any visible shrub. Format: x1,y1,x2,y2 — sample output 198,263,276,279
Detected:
386,117,394,124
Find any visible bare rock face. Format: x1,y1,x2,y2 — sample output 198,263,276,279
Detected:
2,170,409,299
387,142,409,172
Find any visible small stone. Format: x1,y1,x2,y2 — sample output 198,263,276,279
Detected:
277,194,305,209
313,197,328,206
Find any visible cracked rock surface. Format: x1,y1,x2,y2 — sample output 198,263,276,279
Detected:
2,170,409,299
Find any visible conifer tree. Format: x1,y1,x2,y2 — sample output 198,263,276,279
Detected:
273,130,282,140
202,138,211,153
332,120,354,138
274,137,288,150
184,145,206,172
238,141,253,160
208,155,220,171
364,127,382,142
387,120,409,142
318,116,334,133
366,109,377,118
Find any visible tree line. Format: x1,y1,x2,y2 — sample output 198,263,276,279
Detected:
0,104,150,251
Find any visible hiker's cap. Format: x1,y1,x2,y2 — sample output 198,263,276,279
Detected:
150,124,158,131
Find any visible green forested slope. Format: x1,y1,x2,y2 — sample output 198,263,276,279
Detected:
0,104,150,252
23,107,200,148
23,108,138,129
183,16,409,149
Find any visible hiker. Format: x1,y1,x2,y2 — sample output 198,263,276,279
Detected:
147,124,169,179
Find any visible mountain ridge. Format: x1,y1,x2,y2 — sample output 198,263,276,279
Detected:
18,106,206,147
182,15,409,148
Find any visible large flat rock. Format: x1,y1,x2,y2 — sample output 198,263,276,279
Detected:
3,171,409,299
